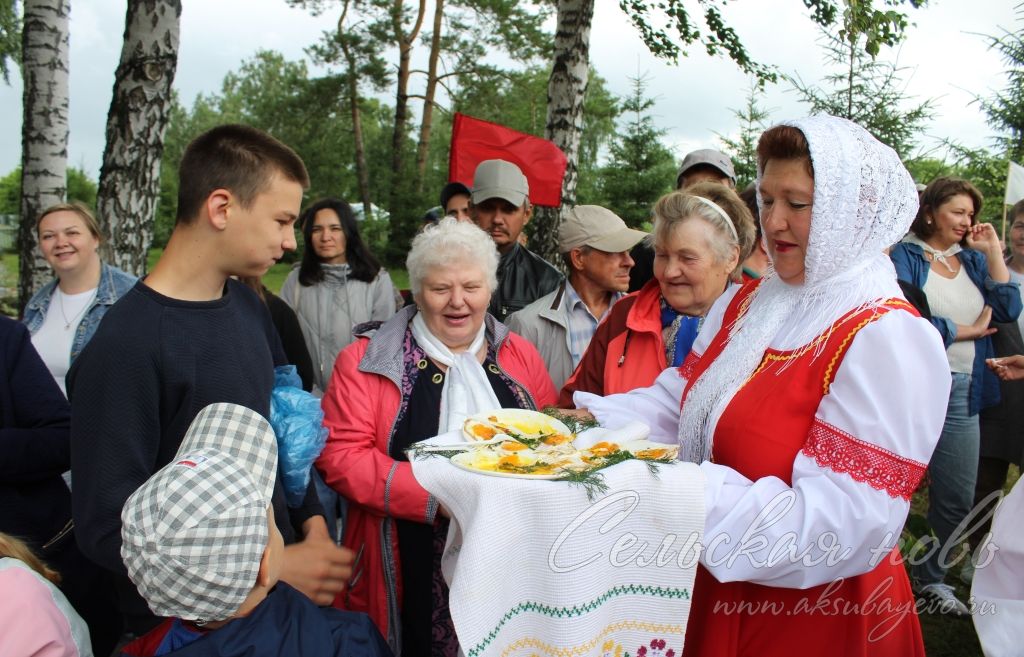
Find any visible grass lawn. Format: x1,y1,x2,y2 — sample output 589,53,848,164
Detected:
908,464,1019,657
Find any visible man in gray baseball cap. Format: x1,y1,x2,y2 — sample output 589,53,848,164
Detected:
506,205,646,388
675,148,736,189
469,159,562,321
631,147,737,292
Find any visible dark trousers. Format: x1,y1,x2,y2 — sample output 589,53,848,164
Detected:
967,456,1012,551
44,531,123,657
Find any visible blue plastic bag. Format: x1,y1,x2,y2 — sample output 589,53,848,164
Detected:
270,365,328,507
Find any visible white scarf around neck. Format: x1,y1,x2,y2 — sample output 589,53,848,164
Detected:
411,312,500,433
902,233,963,274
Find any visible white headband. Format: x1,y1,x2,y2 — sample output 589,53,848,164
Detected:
693,195,739,243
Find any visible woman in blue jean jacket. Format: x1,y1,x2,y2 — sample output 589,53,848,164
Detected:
890,176,1022,615
22,203,136,395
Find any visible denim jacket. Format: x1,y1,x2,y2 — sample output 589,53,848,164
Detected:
890,242,1023,415
23,262,137,363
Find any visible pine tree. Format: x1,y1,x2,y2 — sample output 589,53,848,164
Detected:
787,5,933,160
598,73,676,228
716,80,772,190
978,6,1024,163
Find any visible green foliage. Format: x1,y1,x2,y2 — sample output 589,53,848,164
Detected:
977,5,1024,163
787,10,934,160
597,73,676,227
155,51,388,247
902,156,952,187
618,1,922,87
67,167,97,209
0,166,98,215
0,0,19,85
0,167,17,214
716,79,774,190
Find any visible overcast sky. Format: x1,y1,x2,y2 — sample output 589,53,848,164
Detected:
0,0,1017,180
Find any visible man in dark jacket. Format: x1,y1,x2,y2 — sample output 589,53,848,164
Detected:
469,159,562,321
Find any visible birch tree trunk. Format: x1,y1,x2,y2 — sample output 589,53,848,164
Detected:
413,0,443,191
96,0,181,276
18,0,69,313
533,0,593,265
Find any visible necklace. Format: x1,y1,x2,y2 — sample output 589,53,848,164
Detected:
57,287,97,330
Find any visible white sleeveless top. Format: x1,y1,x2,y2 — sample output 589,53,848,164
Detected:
923,265,985,374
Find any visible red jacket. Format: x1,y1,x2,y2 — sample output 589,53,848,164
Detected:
558,279,666,406
316,307,556,650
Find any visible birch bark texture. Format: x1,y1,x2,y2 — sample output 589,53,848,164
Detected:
96,0,181,275
18,0,69,312
534,0,593,265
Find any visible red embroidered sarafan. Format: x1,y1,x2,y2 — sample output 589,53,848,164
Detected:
681,284,926,657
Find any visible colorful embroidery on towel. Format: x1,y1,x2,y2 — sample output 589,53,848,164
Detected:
467,584,691,657
505,631,682,657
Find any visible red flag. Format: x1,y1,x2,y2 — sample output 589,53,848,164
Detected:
449,113,568,207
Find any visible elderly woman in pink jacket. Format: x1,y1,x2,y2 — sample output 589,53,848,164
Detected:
316,218,556,656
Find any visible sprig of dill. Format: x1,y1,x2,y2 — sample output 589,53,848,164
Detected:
407,445,463,461
558,450,675,502
542,406,600,434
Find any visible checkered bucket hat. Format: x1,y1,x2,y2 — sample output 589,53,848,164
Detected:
121,403,278,622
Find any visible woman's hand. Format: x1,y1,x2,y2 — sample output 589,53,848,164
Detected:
956,306,997,341
987,355,1024,381
966,223,1003,256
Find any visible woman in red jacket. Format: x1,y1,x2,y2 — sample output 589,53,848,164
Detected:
559,183,754,405
316,217,556,656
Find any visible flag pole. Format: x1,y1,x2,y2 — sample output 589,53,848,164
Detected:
1003,202,1008,245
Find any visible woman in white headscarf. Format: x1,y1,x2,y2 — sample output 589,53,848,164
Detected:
575,116,951,656
316,218,555,656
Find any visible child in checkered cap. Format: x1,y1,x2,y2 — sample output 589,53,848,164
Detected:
118,403,390,657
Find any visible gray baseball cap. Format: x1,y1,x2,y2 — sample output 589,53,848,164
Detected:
677,148,736,184
121,403,278,623
471,159,529,206
558,205,648,254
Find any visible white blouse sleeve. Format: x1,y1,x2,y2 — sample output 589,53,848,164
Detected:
572,285,741,444
700,310,951,588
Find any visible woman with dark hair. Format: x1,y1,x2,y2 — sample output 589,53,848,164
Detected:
890,177,1021,612
280,198,398,395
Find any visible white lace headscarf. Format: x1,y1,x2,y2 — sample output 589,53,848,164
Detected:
677,115,919,464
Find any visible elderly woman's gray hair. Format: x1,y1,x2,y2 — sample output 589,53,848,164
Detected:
407,217,500,295
650,190,746,272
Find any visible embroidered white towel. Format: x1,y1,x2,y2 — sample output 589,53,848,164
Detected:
411,433,705,657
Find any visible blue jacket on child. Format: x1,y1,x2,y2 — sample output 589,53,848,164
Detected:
120,583,392,657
